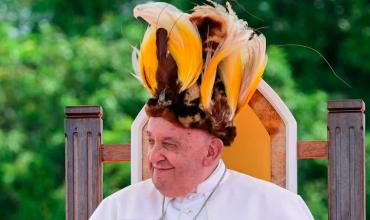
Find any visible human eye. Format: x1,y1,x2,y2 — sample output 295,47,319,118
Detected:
162,142,178,150
148,138,155,147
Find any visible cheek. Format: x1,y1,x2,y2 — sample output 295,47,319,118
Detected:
147,149,176,167
175,153,203,174
164,153,180,167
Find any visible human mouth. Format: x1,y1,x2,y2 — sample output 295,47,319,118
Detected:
152,165,174,171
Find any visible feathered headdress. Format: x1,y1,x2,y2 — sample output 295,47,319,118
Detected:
132,1,267,146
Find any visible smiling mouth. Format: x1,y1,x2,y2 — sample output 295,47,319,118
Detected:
152,166,174,171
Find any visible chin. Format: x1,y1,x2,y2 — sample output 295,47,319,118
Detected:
152,178,194,198
152,174,169,188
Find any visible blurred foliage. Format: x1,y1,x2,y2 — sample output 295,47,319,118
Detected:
0,0,368,219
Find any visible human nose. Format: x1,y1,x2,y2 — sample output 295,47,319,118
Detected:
148,144,165,165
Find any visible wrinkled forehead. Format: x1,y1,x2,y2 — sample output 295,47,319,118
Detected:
146,117,211,141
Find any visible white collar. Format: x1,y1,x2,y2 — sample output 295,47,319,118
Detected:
163,160,227,206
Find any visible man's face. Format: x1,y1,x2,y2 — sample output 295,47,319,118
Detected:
146,117,213,197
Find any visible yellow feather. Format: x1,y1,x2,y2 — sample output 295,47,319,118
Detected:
237,34,267,111
139,26,158,94
219,50,243,118
134,2,203,92
196,2,249,111
167,18,203,91
200,47,234,110
239,60,267,110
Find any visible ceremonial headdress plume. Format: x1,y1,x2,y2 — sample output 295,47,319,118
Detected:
132,1,267,146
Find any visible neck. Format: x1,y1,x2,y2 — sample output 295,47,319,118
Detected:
160,161,227,219
202,161,220,182
186,160,221,195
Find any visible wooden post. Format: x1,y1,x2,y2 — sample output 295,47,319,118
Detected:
65,106,103,220
328,99,366,220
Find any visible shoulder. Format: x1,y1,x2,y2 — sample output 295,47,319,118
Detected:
114,178,157,199
89,179,160,220
226,169,295,197
220,169,314,219
104,178,157,204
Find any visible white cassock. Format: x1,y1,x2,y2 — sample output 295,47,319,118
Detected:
90,161,314,220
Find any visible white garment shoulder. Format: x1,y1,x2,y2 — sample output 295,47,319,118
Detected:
89,179,162,220
210,169,315,220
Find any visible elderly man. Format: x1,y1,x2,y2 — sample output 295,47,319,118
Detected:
90,1,314,219
90,117,314,219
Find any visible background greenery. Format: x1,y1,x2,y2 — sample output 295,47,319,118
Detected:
0,0,368,219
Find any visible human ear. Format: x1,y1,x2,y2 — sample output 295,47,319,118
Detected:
202,138,223,166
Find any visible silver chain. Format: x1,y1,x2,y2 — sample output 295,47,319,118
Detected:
158,166,227,220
